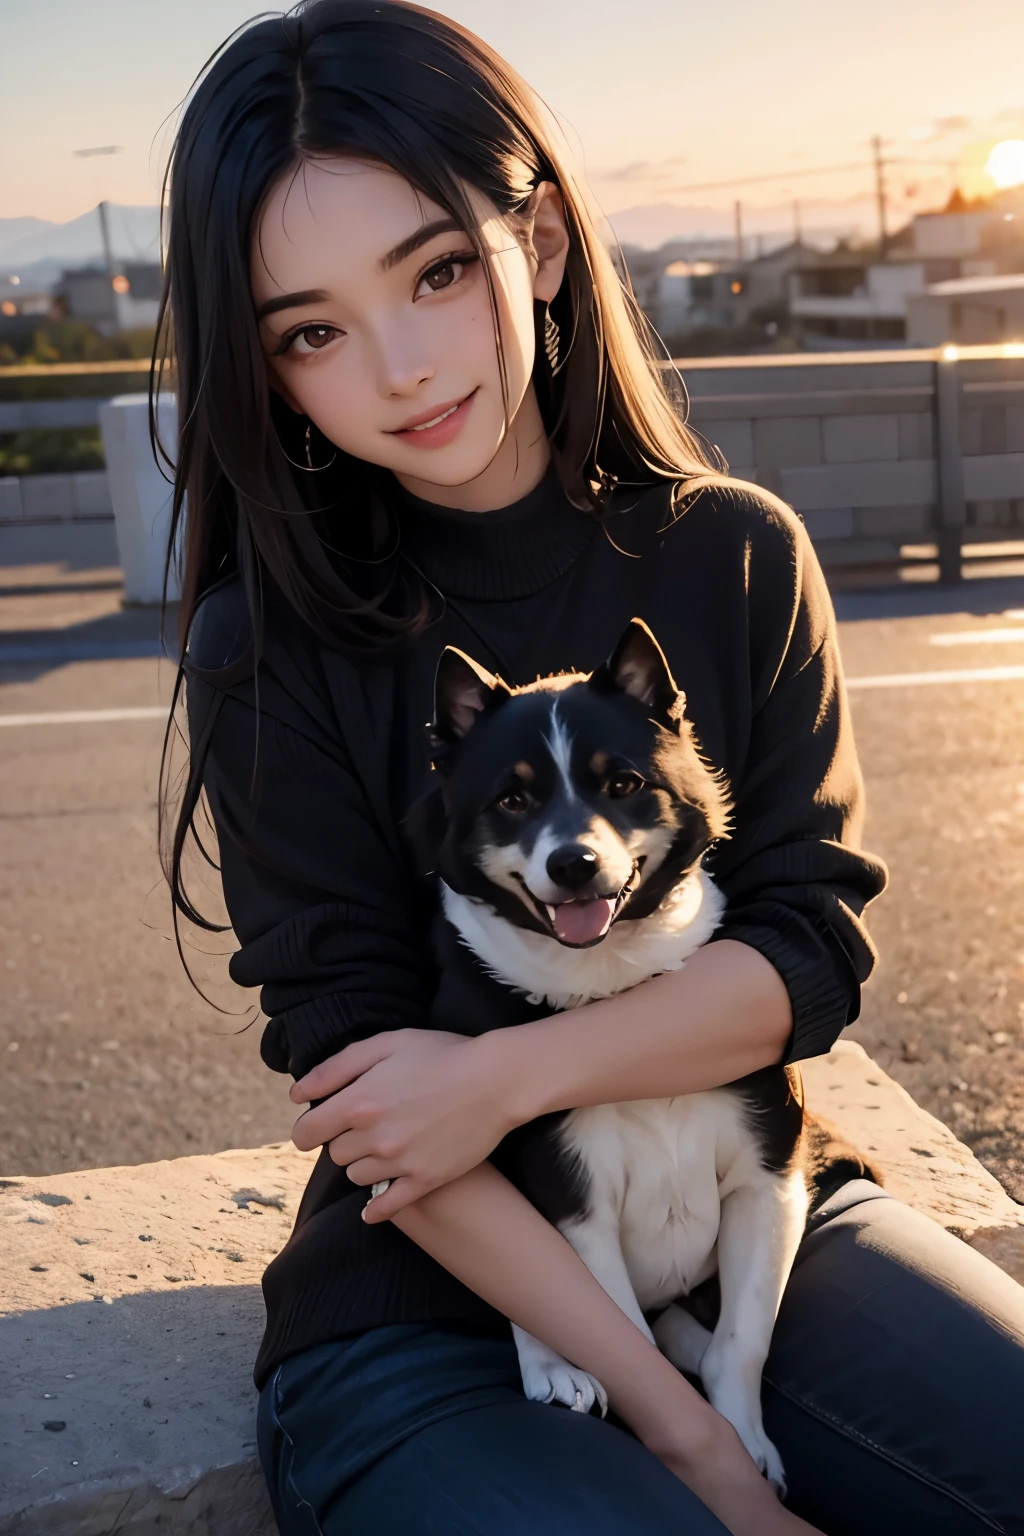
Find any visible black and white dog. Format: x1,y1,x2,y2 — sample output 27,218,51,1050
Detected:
417,619,867,1493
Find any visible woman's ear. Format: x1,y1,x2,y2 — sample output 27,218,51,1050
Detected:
529,181,570,304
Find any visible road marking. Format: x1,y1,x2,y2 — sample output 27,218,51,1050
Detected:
0,706,167,728
930,628,1024,646
848,665,1024,691
2,666,1024,726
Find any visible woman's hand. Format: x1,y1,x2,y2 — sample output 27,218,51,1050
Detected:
290,1029,515,1221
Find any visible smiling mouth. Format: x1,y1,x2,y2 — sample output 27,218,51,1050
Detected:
408,403,460,431
389,390,476,436
513,864,641,948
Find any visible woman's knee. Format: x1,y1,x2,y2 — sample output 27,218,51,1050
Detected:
765,1185,1024,1534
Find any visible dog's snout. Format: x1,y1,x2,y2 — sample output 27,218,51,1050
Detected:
546,845,598,891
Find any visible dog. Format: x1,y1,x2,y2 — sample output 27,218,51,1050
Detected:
417,618,872,1494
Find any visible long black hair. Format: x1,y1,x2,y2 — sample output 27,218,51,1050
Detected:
156,0,719,950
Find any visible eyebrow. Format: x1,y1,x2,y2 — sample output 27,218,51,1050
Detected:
380,216,465,272
255,288,329,322
254,218,466,321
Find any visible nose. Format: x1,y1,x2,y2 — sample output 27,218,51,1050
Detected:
546,845,599,892
371,319,435,399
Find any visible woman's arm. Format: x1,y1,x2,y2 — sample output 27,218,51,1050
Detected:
293,505,887,1221
293,936,791,1218
395,1162,822,1536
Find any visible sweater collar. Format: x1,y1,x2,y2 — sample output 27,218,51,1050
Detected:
395,463,598,601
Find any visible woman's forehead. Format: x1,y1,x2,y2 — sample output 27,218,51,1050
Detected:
250,158,502,305
252,159,439,299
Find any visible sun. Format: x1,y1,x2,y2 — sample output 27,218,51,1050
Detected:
986,139,1024,190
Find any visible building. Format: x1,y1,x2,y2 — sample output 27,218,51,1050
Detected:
113,263,162,330
910,186,1024,280
0,275,53,320
54,262,161,334
788,255,926,346
906,273,1024,346
651,240,818,341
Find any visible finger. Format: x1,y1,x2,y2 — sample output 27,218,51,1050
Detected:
290,1033,397,1104
344,1156,396,1187
323,1129,370,1167
290,1081,373,1152
361,1175,423,1223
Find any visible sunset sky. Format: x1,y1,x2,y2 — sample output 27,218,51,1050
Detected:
2,0,1024,227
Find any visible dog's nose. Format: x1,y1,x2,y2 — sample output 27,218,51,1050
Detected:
546,845,598,891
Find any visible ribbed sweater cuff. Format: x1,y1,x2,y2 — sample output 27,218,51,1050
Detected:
716,906,854,1064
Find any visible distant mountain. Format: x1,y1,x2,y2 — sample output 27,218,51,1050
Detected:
0,218,54,262
0,205,161,282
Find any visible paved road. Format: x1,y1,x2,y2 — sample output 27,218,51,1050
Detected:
2,524,1023,1203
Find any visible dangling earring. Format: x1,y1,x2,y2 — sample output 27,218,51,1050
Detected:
544,304,561,373
279,420,338,472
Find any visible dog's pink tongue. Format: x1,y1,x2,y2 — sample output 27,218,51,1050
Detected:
552,897,615,946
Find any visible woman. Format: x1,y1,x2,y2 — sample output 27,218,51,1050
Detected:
161,4,1024,1532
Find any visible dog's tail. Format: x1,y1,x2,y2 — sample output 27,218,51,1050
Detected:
802,1109,884,1214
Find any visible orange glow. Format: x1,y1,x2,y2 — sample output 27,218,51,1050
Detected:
111,274,130,294
1,300,16,316
986,140,1024,190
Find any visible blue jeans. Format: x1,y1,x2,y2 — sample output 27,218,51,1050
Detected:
257,1184,1024,1534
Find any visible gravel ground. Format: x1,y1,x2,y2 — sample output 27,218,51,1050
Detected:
1,524,1022,1205
839,597,1024,1202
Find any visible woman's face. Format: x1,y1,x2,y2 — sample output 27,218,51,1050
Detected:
252,158,567,506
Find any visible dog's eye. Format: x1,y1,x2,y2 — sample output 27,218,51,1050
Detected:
607,771,644,799
496,789,530,814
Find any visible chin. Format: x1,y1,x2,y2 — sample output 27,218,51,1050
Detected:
395,442,509,491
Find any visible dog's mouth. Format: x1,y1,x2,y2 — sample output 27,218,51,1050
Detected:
513,863,641,948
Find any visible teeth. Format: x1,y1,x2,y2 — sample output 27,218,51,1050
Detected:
409,403,459,432
545,905,558,924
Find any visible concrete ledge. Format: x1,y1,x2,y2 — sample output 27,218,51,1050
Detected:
0,473,113,526
1,1145,315,1534
801,1042,1024,1280
2,1043,1021,1532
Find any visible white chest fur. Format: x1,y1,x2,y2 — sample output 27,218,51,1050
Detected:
444,867,805,1486
440,867,726,1011
560,1093,776,1309
441,868,748,1303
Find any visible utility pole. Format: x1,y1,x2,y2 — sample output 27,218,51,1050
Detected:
871,135,889,259
97,201,116,280
733,199,744,263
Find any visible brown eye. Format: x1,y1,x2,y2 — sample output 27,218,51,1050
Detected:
424,261,457,292
496,788,529,814
300,325,334,350
607,772,644,799
416,253,479,299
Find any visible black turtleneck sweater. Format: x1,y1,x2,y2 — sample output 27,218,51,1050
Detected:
185,470,887,1388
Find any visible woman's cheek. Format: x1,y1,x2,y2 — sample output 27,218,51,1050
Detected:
305,363,374,457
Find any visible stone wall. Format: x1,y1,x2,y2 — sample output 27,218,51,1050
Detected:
5,346,1024,580
679,344,1024,578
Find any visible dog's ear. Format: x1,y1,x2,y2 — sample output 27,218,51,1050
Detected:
589,619,684,726
430,646,511,754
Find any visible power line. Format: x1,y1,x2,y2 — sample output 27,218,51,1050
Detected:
649,154,957,196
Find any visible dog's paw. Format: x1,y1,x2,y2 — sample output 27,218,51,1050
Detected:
700,1350,786,1497
513,1326,608,1417
736,1424,787,1498
521,1356,608,1416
